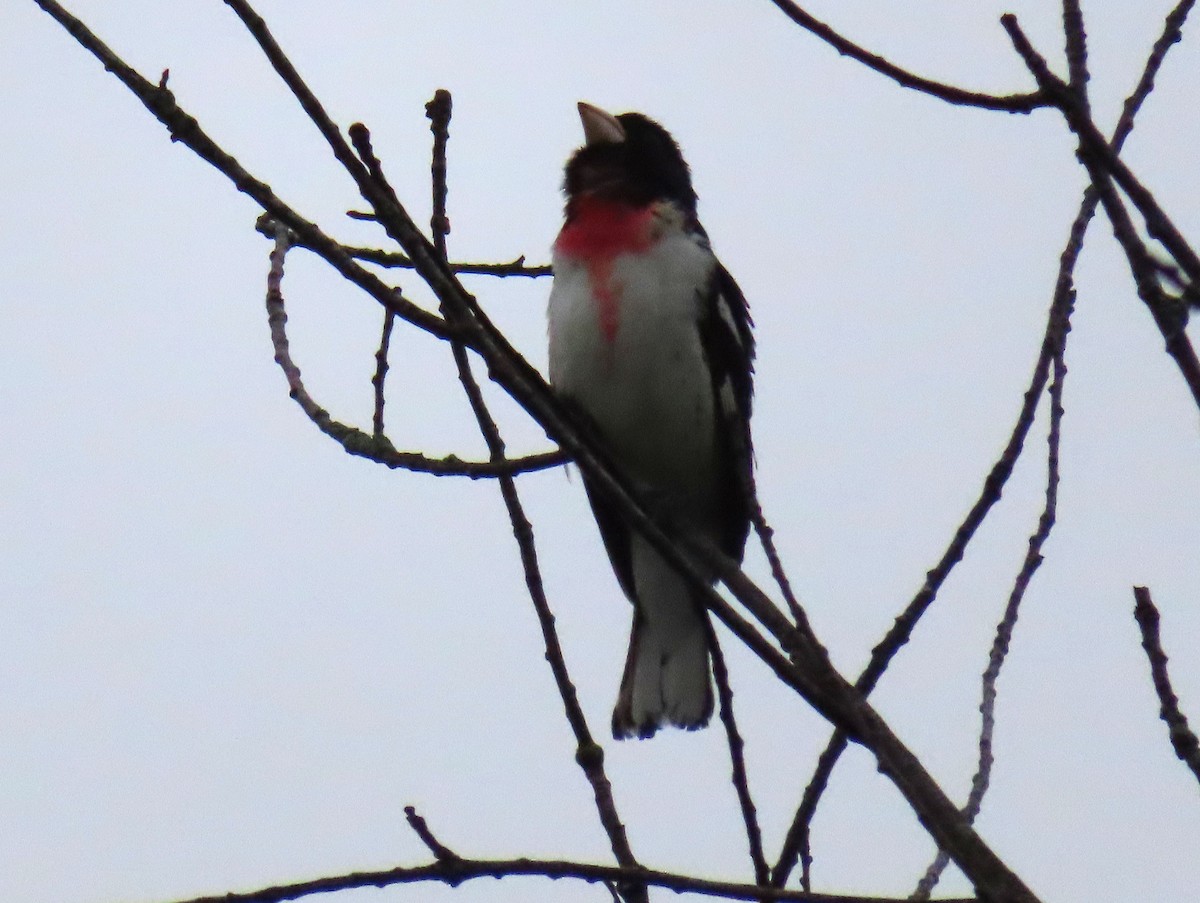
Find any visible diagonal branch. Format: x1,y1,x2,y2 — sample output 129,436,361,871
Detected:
765,0,1046,111
1001,13,1200,288
911,284,1072,901
1132,587,1200,787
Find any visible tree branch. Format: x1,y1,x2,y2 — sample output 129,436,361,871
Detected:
710,633,769,885
346,245,552,278
773,0,1198,880
419,89,646,900
263,220,564,478
912,280,1072,900
163,855,979,903
1132,587,1200,787
764,0,1047,112
1001,13,1200,288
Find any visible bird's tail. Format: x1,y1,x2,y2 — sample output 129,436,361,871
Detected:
612,536,714,739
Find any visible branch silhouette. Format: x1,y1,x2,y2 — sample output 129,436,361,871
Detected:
26,2,1199,903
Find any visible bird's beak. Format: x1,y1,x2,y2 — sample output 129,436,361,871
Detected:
578,102,625,146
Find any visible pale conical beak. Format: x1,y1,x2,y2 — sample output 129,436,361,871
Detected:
578,102,626,146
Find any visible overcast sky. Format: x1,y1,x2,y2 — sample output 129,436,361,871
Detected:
3,2,1199,902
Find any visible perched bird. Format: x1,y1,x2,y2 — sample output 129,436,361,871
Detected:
547,103,755,739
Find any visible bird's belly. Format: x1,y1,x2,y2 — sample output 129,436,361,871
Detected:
548,242,718,515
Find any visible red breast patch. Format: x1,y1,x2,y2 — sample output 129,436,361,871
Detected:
555,199,656,344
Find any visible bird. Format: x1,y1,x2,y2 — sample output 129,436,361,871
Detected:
547,102,755,739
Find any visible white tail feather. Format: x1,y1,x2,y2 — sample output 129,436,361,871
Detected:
615,535,712,737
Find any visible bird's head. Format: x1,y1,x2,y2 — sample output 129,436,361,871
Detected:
563,103,698,218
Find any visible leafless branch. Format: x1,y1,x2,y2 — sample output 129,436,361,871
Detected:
163,855,978,903
1061,0,1090,103
262,217,563,477
371,309,395,438
710,633,769,885
1001,14,1200,288
774,3,1196,883
403,806,462,862
774,277,1066,892
347,245,552,278
912,280,1072,900
1132,587,1200,787
764,0,1046,112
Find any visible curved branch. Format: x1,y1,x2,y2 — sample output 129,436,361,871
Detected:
264,226,565,478
765,0,1047,111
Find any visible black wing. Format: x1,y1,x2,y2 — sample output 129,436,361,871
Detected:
697,262,756,561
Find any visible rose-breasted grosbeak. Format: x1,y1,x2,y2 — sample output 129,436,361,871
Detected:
547,103,755,739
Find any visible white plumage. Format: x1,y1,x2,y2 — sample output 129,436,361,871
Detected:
549,216,723,731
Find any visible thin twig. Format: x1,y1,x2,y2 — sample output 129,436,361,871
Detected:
371,310,395,438
346,244,553,277
911,286,1072,901
31,0,454,343
765,0,1046,112
263,218,563,477
774,288,1061,891
750,490,808,631
1061,0,1090,105
403,806,461,862
1132,587,1200,787
1001,14,1200,287
710,632,769,886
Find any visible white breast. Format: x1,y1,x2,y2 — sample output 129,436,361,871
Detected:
548,231,719,518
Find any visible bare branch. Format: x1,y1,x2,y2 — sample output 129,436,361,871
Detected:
403,806,462,863
371,309,396,438
710,633,769,885
912,286,1072,900
765,0,1046,112
263,220,564,477
774,275,1067,892
1061,0,1090,104
1132,587,1200,787
163,855,979,903
1001,14,1200,287
347,245,552,278
33,0,457,343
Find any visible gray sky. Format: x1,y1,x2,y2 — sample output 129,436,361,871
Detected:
3,1,1199,902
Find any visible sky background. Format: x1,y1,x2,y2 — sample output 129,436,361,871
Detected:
3,2,1199,902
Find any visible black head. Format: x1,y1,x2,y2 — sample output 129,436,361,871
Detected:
563,103,698,216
